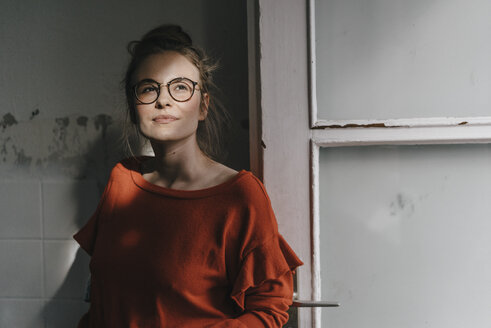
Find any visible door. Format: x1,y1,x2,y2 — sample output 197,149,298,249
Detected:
249,0,491,327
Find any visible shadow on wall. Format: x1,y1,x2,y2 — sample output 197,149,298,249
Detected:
0,111,126,326
39,116,130,327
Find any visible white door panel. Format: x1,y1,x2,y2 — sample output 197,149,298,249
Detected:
314,0,491,120
319,145,491,327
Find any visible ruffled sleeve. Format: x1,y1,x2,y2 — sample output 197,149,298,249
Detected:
231,234,303,310
214,173,304,327
73,178,112,256
73,211,99,256
228,234,303,327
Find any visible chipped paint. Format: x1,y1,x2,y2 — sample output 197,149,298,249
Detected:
1,113,18,129
315,123,390,129
77,116,89,127
55,117,70,128
0,112,118,178
29,109,40,120
390,193,415,217
15,149,32,166
316,121,471,129
314,116,491,129
94,114,113,138
261,139,266,149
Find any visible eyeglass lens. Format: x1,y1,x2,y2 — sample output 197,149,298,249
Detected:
135,79,194,103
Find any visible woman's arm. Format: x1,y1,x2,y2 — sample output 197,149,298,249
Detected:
206,270,294,328
235,270,294,327
213,175,302,327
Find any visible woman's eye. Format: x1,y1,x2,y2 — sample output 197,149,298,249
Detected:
173,83,190,92
141,86,157,93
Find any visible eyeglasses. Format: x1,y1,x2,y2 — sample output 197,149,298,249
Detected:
133,77,199,104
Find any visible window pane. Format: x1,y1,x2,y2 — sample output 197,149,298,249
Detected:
319,145,491,327
315,0,491,120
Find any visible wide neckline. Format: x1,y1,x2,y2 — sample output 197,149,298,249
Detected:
128,156,249,199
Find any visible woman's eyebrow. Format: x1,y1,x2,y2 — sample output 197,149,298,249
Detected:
137,78,159,83
137,77,190,84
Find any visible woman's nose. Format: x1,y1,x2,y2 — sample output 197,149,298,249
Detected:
155,86,172,108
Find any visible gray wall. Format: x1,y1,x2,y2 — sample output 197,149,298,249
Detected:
0,1,248,327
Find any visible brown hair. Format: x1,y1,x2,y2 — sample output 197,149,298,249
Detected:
122,24,231,162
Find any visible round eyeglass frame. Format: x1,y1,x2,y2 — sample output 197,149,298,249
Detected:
133,77,199,104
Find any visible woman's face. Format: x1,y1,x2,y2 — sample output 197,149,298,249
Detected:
133,51,208,145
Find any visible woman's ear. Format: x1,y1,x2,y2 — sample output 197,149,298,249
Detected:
199,93,209,121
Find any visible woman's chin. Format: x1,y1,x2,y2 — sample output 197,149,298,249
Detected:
147,134,194,145
139,129,175,142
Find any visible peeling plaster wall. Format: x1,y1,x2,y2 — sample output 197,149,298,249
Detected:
0,1,248,327
1,112,115,178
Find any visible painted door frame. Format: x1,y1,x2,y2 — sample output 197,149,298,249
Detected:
248,0,314,326
248,0,491,327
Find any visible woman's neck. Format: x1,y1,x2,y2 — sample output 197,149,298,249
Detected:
142,138,215,189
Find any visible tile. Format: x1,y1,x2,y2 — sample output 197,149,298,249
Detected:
43,179,100,239
44,240,90,299
0,299,44,328
0,241,43,297
44,299,89,328
0,180,41,238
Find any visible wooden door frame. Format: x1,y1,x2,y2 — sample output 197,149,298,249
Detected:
248,0,314,326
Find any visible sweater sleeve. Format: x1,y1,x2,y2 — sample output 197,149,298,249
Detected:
233,235,302,327
211,173,303,328
207,235,302,328
73,176,113,256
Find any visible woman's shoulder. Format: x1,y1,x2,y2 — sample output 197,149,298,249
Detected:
205,162,240,187
222,167,271,206
100,156,149,185
224,168,280,245
111,156,149,173
119,155,149,167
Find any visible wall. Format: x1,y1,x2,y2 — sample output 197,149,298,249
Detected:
0,1,248,327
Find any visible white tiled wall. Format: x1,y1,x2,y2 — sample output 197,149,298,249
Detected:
0,300,45,328
0,181,42,239
0,240,44,298
0,179,95,328
43,180,100,240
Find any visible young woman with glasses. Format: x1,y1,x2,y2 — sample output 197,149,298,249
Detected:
73,24,302,328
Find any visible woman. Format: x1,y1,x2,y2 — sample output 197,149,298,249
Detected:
74,24,303,328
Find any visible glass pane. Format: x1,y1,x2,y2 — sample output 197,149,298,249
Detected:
315,0,491,120
319,145,491,327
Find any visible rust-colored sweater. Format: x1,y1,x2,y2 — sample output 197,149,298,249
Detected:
73,157,303,327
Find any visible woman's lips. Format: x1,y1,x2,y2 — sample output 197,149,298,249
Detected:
152,115,178,123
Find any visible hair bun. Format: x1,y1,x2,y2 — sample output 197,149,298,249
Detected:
127,24,193,56
142,24,192,46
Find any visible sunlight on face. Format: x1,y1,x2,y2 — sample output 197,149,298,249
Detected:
133,51,208,145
